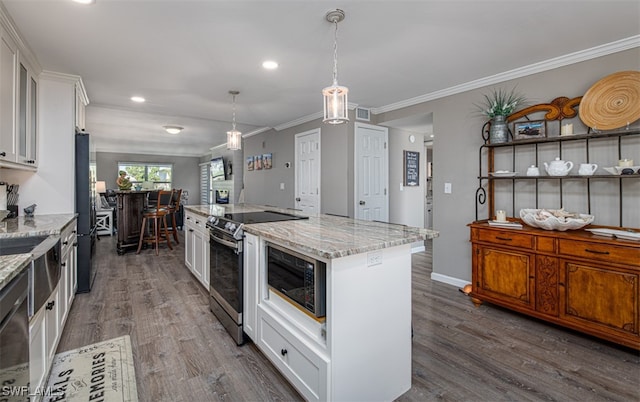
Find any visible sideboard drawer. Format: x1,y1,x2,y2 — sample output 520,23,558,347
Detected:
558,239,640,267
476,228,534,249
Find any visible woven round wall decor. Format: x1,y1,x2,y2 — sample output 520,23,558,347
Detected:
579,70,640,130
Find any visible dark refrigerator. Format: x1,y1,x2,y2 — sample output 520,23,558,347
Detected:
75,131,97,293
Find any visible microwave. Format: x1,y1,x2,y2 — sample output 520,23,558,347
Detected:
266,243,326,319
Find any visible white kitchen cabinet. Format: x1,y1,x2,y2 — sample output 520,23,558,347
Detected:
75,80,88,131
184,211,210,289
60,220,77,324
243,233,259,341
0,25,17,163
16,54,37,166
249,238,412,402
30,282,61,401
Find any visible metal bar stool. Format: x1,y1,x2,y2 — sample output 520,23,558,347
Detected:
137,189,173,255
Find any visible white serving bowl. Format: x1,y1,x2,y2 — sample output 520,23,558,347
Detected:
519,208,594,231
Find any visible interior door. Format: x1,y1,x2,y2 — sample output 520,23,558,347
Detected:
294,129,320,213
355,123,388,221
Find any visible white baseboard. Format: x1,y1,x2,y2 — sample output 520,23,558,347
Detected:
430,272,470,289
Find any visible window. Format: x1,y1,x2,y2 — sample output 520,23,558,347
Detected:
118,162,172,190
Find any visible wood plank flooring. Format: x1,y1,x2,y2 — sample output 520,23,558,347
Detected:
57,234,639,401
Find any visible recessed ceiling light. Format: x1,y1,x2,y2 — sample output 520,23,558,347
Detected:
262,60,278,70
163,125,183,135
73,0,95,4
130,96,145,103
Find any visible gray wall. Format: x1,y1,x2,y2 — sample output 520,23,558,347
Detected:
95,151,200,205
243,112,352,216
375,48,640,284
388,128,426,227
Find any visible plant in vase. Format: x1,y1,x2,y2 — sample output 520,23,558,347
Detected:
476,87,526,144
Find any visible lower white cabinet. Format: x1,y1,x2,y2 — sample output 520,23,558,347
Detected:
257,309,328,402
29,282,60,399
243,233,259,341
29,219,77,400
184,211,210,289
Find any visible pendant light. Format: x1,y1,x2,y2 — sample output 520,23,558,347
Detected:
227,90,242,150
323,9,349,124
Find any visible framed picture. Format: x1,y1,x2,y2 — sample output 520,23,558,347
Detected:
255,155,263,170
403,150,419,186
513,120,546,140
246,156,254,171
263,153,272,169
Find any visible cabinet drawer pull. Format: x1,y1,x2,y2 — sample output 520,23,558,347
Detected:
63,240,69,245
189,229,194,232
495,236,512,241
585,249,609,255
0,151,5,157
280,348,288,356
46,301,55,310
61,262,66,267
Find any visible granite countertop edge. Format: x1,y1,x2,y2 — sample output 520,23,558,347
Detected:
184,204,439,259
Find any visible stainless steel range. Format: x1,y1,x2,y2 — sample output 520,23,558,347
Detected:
207,210,308,345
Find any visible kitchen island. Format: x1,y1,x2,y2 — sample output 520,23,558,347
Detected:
184,204,438,401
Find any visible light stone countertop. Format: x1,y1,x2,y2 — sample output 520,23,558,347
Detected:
0,213,77,291
184,204,439,259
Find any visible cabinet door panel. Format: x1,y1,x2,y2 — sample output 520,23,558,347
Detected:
561,262,638,335
535,255,558,316
478,247,534,308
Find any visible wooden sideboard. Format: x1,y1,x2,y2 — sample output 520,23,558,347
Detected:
116,191,148,254
469,221,640,350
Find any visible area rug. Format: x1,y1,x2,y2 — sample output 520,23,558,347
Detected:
45,335,138,402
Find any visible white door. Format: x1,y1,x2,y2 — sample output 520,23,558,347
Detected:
355,123,388,221
295,129,321,213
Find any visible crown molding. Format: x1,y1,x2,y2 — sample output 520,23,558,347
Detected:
243,126,272,138
371,35,640,115
0,2,42,73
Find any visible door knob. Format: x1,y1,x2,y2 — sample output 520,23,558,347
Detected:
359,200,365,205
295,197,301,202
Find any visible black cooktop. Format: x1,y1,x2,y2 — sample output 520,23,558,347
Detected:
223,210,308,224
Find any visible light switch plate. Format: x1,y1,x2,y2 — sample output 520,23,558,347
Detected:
444,182,452,193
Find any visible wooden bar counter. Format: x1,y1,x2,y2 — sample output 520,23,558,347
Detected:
116,191,149,254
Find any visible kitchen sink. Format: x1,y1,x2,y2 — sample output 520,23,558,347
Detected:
0,235,61,317
0,235,48,256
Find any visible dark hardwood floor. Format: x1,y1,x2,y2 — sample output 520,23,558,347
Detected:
57,233,640,401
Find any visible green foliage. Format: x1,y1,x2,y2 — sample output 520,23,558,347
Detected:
475,87,526,118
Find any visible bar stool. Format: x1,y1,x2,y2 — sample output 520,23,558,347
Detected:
136,189,173,255
164,189,182,244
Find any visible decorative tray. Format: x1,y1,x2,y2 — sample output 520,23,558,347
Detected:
489,171,517,177
603,166,640,175
585,228,640,241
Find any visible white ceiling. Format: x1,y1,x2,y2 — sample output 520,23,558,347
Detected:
2,0,639,157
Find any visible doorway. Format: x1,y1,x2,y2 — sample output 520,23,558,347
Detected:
294,128,320,213
354,123,388,221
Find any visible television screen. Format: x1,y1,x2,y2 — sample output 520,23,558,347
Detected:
211,157,226,181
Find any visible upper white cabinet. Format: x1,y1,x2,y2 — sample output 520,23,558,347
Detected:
0,25,17,163
75,80,88,131
0,16,40,170
17,54,37,166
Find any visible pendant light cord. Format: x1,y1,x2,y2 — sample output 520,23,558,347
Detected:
332,19,339,86
232,94,237,131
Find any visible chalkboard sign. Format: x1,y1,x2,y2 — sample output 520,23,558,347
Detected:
403,150,419,186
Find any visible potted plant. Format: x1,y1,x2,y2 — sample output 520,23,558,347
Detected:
476,87,526,144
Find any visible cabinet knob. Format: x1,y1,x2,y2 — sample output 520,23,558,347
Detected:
280,348,288,357
0,151,5,157
295,198,301,202
46,301,55,310
63,241,69,245
359,200,366,205
61,262,66,267
189,229,194,232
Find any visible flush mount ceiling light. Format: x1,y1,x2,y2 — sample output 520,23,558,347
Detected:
163,125,183,135
322,9,349,125
130,96,145,103
227,91,242,151
262,60,278,70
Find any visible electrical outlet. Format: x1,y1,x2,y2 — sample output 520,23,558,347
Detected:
367,250,383,266
444,182,452,194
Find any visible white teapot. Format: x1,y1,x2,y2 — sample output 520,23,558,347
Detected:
544,157,573,176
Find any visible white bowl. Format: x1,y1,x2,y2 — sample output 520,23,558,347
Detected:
519,209,594,231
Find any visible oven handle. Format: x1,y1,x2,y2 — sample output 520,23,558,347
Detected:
210,232,240,250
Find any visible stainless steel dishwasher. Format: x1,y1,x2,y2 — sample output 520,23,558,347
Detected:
0,269,30,398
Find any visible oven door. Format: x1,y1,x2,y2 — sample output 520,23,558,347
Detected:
209,230,243,324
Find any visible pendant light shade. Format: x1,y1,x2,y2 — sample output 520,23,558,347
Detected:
323,9,349,125
227,90,242,150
